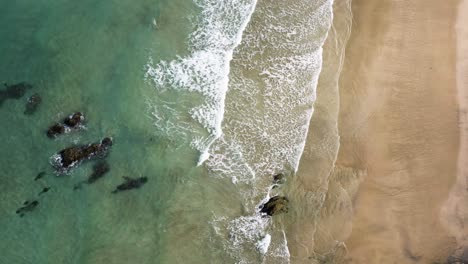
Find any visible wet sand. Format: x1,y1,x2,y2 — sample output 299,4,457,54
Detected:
337,0,460,263
284,0,352,262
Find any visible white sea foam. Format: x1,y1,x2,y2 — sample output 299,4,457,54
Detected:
145,0,258,164
209,213,271,261
205,0,334,261
228,215,269,248
266,230,291,261
256,234,271,255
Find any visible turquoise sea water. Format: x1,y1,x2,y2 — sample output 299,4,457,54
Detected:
0,0,342,263
0,1,201,263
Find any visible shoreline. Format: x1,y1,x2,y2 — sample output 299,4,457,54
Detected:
337,0,460,263
284,0,352,262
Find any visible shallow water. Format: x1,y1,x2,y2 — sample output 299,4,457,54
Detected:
282,1,355,262
0,0,350,263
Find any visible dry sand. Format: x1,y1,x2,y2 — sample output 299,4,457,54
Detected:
440,0,468,261
337,0,461,263
288,0,465,263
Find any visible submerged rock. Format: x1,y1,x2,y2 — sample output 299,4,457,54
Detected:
24,93,42,115
0,82,32,106
87,161,110,184
51,137,113,174
38,187,51,195
260,196,289,216
34,171,46,181
47,123,66,138
46,112,85,138
112,176,148,193
16,200,39,217
73,161,110,190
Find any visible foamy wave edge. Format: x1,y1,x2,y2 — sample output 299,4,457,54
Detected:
206,0,337,261
145,0,258,166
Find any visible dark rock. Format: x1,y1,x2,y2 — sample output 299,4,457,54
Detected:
63,112,84,127
47,123,66,138
34,171,46,181
101,137,112,147
60,147,84,167
16,200,39,217
112,176,148,193
273,173,286,184
260,196,289,216
51,137,113,174
0,82,32,106
24,93,42,115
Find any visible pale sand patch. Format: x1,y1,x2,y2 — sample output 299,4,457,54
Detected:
440,0,468,260
338,0,460,263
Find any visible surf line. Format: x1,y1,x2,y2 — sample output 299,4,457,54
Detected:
196,0,259,166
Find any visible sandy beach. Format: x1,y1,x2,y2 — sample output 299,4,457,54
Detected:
338,0,461,262
288,0,463,263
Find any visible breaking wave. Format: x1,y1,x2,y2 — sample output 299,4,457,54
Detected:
145,0,258,165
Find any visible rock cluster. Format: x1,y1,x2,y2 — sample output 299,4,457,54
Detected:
6,80,149,218
47,112,85,138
